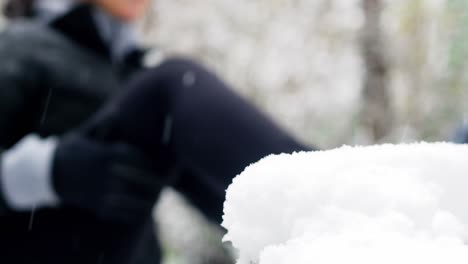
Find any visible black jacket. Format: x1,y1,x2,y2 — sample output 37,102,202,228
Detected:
0,5,160,264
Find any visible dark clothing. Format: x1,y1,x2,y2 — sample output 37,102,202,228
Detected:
0,4,311,264
85,58,309,224
0,5,159,264
0,5,141,148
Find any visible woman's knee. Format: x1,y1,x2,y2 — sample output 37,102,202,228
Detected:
122,58,197,104
155,56,215,88
130,57,207,93
122,56,227,113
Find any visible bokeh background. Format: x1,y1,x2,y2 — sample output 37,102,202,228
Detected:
147,0,468,148
2,0,468,263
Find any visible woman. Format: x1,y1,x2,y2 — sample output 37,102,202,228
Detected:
0,0,311,263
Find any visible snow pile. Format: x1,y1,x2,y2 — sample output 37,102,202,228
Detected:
222,143,468,264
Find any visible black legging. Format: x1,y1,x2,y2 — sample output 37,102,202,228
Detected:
84,57,313,263
88,57,311,222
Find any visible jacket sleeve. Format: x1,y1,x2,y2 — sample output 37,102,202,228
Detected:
0,148,9,214
0,45,45,214
0,56,44,148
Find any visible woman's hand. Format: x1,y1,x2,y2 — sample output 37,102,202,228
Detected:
53,132,164,224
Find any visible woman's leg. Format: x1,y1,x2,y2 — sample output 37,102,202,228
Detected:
85,57,313,221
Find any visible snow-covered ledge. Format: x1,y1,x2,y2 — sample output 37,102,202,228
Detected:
222,143,468,264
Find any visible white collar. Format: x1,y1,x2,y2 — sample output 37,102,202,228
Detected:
34,1,140,63
34,0,77,23
92,6,140,63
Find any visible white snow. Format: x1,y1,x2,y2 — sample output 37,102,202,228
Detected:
222,142,468,264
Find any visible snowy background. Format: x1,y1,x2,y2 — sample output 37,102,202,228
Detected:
146,0,468,147
2,0,468,263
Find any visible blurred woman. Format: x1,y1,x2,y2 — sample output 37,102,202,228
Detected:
0,0,311,263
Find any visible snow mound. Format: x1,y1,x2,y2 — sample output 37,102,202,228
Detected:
222,142,468,264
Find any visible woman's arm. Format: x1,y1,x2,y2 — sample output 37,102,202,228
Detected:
0,66,36,147
0,42,50,213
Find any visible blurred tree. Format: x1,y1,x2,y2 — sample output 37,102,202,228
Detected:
361,0,393,141
447,0,468,119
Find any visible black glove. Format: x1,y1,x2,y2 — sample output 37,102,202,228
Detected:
53,133,165,224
